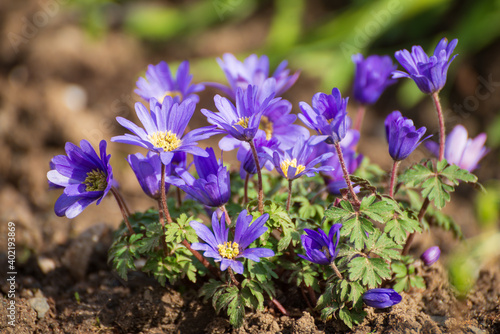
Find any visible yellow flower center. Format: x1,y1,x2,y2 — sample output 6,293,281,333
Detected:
84,169,107,192
259,116,273,140
218,241,240,259
148,131,182,152
159,90,183,104
234,117,249,129
280,158,306,178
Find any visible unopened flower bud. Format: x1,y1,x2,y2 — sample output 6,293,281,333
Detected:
362,288,402,308
420,246,441,266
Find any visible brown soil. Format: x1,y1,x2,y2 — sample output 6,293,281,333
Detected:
1,228,499,333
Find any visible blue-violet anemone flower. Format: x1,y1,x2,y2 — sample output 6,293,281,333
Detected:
363,288,402,308
219,99,310,152
202,80,280,143
175,147,230,208
298,88,349,144
112,97,219,165
135,60,204,104
237,131,278,179
385,111,430,161
47,139,113,218
190,210,275,274
127,152,184,200
420,246,441,266
265,136,334,181
425,124,489,172
392,38,458,94
298,224,342,265
210,53,299,99
352,54,397,105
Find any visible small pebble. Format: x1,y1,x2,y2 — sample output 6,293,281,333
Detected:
28,297,50,319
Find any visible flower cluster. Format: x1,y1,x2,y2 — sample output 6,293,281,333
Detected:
47,42,490,329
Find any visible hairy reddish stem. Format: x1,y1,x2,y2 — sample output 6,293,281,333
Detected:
249,140,264,214
389,160,401,198
111,187,133,235
334,142,360,206
432,92,446,161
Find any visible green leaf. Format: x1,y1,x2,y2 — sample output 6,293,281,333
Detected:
227,290,245,328
137,222,163,254
401,159,478,209
247,260,278,283
339,307,353,329
440,163,478,184
108,233,143,280
410,275,426,289
340,216,375,250
360,196,396,223
164,214,199,244
200,279,226,302
385,210,422,244
348,257,391,289
391,261,407,278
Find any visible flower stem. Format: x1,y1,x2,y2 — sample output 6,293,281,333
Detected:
220,205,232,225
431,92,446,161
249,139,264,214
330,261,343,280
243,173,250,204
389,160,401,198
228,267,240,286
353,103,366,132
110,187,134,235
270,298,288,315
402,197,430,255
286,180,293,212
160,163,173,224
181,239,220,278
334,142,360,206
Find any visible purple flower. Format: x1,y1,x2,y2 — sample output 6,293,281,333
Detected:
112,97,219,165
298,224,342,265
218,99,310,152
135,60,204,104
265,136,334,181
392,38,458,94
190,210,274,274
352,54,397,105
425,124,489,172
127,152,184,200
385,111,429,161
237,131,279,179
362,288,402,308
47,140,113,218
175,147,230,208
299,88,349,144
210,53,299,99
202,80,280,143
420,246,441,266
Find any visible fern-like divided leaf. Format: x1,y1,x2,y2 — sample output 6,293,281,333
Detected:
348,256,391,289
400,159,478,209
